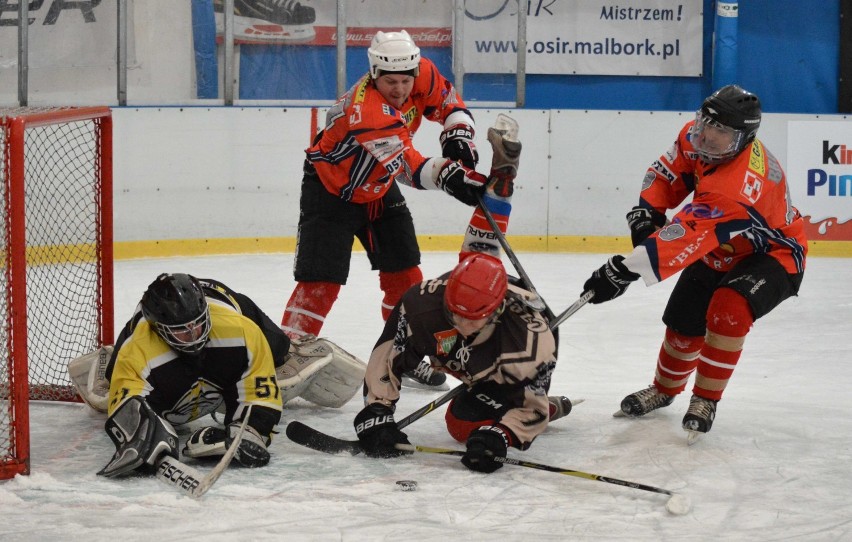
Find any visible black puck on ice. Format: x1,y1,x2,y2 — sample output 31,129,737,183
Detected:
396,480,418,491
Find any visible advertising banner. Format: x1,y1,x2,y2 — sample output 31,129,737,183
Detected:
210,0,701,77
462,0,703,76
788,121,852,241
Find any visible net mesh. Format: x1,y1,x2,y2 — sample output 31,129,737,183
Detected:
1,106,109,475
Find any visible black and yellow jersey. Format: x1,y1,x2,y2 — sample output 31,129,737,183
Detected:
106,279,287,439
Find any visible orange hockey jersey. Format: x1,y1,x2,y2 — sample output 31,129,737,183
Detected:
307,57,471,203
624,120,808,284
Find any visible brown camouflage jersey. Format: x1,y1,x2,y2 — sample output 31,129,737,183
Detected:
364,275,558,449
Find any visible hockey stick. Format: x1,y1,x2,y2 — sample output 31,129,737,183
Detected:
549,290,595,329
154,407,251,498
396,443,691,515
475,193,555,322
285,384,466,455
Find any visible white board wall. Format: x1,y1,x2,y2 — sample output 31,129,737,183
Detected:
111,107,834,243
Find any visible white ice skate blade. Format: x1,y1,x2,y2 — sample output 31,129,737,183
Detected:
686,430,704,445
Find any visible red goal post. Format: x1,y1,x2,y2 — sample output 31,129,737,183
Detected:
1,106,114,479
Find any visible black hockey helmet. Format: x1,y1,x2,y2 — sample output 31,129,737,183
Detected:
693,84,761,163
141,273,211,355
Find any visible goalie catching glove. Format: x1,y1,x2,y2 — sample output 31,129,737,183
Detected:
183,420,271,468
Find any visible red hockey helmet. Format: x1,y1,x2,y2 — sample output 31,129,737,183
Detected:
444,254,508,320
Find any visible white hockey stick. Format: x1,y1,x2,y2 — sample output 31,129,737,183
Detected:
154,408,251,498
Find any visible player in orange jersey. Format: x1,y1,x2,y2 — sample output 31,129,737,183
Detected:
580,85,807,441
281,30,520,390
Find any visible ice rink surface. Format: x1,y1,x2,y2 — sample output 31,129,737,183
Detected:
2,251,850,541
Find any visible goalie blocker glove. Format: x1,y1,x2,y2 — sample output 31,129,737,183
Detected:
440,124,479,169
353,403,412,458
462,425,510,473
436,160,488,207
98,396,179,477
626,206,666,248
583,255,640,304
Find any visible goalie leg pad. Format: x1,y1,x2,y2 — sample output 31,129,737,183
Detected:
298,338,367,408
68,346,113,413
98,396,179,478
276,335,334,403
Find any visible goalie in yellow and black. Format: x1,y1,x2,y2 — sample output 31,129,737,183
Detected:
68,273,367,477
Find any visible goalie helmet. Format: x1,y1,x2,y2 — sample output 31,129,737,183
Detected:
368,30,421,79
141,273,211,355
693,84,761,164
444,254,508,320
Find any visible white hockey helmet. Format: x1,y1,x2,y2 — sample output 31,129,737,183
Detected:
368,30,421,79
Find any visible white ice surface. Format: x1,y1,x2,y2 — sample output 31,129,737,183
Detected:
2,252,850,541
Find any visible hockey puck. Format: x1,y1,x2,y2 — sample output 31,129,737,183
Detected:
396,480,418,491
665,493,692,515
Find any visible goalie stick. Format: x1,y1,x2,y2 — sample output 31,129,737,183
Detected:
396,443,691,515
154,408,251,498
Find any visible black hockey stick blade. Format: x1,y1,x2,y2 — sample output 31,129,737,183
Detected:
285,421,364,455
286,384,467,455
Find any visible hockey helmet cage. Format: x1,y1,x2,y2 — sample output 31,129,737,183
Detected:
444,254,508,320
693,84,761,164
141,273,211,355
368,30,421,79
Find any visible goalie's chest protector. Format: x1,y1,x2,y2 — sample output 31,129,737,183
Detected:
141,347,248,425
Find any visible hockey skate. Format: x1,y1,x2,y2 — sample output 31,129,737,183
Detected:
614,385,675,418
213,0,316,43
402,357,449,391
547,396,577,422
682,394,717,444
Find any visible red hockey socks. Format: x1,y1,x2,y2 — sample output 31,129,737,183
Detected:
379,266,423,321
653,328,704,395
281,281,340,337
693,287,754,401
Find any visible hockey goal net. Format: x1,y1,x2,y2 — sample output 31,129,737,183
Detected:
1,107,114,479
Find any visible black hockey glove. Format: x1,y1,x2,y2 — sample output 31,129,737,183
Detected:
354,403,412,458
227,422,271,468
437,161,488,207
440,124,479,169
462,425,510,473
583,255,640,304
625,206,666,248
